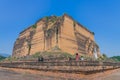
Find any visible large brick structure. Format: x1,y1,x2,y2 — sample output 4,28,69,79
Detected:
12,14,100,57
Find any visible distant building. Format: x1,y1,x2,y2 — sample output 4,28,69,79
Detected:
12,14,100,57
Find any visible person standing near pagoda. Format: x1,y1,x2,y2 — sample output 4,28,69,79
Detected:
75,53,79,61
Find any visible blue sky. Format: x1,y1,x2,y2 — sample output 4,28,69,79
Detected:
0,0,120,57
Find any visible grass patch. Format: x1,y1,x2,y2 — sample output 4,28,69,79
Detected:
32,51,74,58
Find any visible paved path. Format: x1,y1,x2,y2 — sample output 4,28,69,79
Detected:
0,67,120,80
102,69,120,80
0,68,67,80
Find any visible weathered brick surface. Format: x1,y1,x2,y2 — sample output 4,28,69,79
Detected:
0,61,119,73
12,14,100,57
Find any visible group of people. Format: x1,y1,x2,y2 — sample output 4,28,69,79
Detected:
68,53,84,61
75,53,84,61
38,56,44,62
37,53,84,62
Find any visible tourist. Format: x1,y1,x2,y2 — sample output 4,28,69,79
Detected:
75,53,79,61
38,56,44,62
38,56,40,62
80,56,84,61
41,57,44,62
68,57,72,61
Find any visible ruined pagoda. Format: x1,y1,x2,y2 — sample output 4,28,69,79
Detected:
12,14,100,57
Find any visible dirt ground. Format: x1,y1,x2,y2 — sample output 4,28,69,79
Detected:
0,67,120,80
